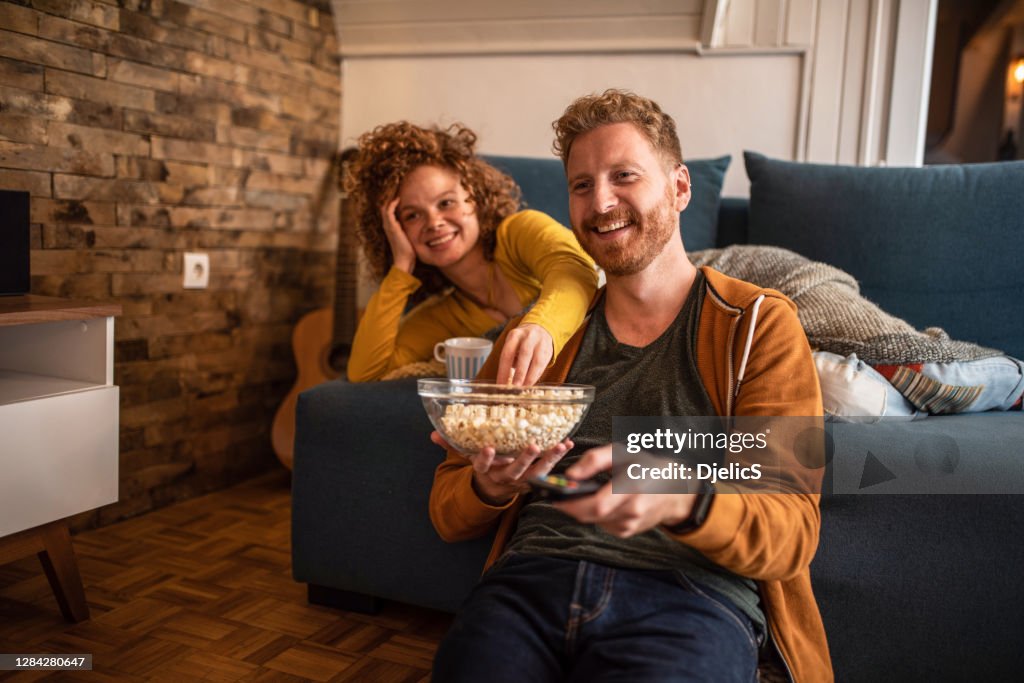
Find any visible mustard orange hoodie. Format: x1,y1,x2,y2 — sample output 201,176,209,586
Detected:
429,266,832,683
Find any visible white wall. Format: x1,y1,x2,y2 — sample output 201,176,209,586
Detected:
333,0,937,194
340,53,803,197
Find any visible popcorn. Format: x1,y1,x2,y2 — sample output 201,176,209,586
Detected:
438,388,588,455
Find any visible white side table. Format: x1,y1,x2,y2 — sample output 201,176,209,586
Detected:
0,296,121,622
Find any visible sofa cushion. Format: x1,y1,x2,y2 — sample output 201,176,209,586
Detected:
292,379,493,612
815,491,1024,680
486,154,730,252
744,151,1024,359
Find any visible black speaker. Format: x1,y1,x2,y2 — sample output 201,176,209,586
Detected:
0,190,30,296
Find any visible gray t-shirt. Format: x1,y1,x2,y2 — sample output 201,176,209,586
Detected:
506,271,765,630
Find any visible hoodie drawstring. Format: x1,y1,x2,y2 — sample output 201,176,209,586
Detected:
735,294,765,398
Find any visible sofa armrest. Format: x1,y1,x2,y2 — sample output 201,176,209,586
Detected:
291,378,492,613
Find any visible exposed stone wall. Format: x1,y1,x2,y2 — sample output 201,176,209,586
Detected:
0,0,340,527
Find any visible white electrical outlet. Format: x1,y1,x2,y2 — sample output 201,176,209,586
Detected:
183,252,210,289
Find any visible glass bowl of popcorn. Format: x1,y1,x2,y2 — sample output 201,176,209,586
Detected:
417,379,595,456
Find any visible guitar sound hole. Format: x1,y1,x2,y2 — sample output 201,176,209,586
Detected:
327,344,350,375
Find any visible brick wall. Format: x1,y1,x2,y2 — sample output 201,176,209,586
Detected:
0,0,340,527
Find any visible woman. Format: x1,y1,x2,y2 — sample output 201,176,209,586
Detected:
345,121,598,385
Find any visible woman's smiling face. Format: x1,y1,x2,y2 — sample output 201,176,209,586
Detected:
396,164,481,270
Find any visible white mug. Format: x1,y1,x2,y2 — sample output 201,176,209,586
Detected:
434,337,493,380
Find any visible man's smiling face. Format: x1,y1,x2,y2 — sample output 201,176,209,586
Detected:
566,122,690,277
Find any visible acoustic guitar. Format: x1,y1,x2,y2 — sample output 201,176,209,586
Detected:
272,149,359,470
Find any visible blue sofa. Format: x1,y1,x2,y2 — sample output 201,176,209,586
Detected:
292,153,1024,681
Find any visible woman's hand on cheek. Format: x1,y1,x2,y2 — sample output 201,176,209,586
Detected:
496,324,554,386
380,196,416,273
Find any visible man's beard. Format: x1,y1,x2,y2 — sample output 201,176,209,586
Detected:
576,195,678,277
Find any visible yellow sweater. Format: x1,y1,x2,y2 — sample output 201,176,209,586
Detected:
347,210,598,382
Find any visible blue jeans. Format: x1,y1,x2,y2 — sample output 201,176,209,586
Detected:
433,553,761,683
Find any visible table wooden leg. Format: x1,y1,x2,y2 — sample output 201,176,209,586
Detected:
0,520,90,623
37,521,90,622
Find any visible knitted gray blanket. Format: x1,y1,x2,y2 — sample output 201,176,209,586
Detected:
689,245,1000,364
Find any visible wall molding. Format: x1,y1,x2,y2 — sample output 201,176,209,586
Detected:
885,0,938,165
332,0,704,57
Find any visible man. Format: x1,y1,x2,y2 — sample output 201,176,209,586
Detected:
428,90,832,682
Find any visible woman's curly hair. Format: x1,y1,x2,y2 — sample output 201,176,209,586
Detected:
343,121,522,295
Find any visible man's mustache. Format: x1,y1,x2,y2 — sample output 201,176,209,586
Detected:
580,208,642,232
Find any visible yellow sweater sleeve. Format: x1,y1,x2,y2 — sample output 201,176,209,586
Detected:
347,267,493,382
495,210,598,359
347,267,423,382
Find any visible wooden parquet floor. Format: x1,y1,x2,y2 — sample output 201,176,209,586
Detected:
0,471,453,682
